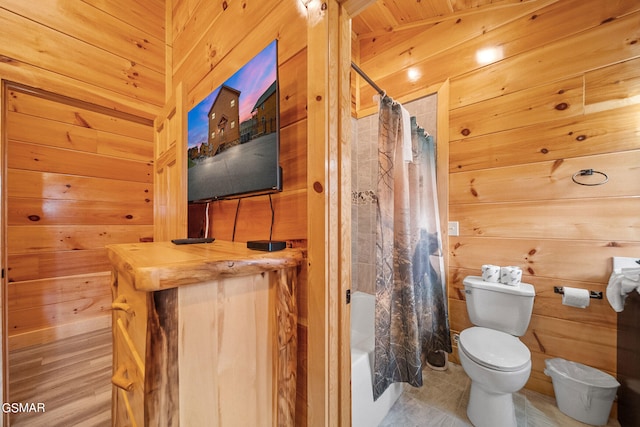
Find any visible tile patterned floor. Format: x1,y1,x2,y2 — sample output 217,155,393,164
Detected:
379,362,621,427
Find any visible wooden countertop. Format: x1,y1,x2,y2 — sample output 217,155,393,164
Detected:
106,240,304,292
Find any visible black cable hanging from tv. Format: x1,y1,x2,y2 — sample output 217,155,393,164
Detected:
351,62,386,97
268,194,275,241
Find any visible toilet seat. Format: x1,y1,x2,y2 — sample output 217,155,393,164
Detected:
459,327,530,372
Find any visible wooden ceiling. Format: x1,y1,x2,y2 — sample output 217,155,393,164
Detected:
350,0,540,37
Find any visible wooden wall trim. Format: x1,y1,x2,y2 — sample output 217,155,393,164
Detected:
1,79,9,427
337,7,353,427
306,1,352,424
4,82,154,127
338,0,376,18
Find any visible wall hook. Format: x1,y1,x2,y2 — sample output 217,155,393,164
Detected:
571,169,608,186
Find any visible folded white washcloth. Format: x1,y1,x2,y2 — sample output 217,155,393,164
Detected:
606,273,625,312
621,267,640,281
621,278,640,295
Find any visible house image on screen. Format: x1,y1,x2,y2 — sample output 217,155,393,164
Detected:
251,81,277,138
207,85,241,155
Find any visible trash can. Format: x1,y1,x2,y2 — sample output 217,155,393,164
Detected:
544,358,620,426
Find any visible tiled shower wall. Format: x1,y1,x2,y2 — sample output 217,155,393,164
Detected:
351,94,438,295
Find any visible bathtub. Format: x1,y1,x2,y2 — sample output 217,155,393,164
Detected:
351,291,403,427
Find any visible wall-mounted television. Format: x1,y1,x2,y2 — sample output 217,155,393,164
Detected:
187,40,281,203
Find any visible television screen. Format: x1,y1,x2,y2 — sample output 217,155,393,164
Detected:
187,40,281,202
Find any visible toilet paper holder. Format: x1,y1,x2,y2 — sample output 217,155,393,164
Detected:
554,286,603,299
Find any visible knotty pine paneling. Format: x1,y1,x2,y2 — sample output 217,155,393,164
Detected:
356,0,640,113
5,87,154,349
8,170,153,204
0,1,164,120
176,3,307,107
586,57,640,107
7,198,152,226
0,0,164,416
449,236,640,284
450,151,640,203
84,0,165,42
205,190,308,243
450,198,640,241
449,75,585,139
7,89,154,141
8,279,112,334
357,0,546,76
8,113,153,161
7,249,112,284
279,50,309,129
450,12,640,109
0,8,163,108
1,0,164,74
8,225,154,254
354,1,639,402
8,141,153,183
7,273,111,312
449,104,640,173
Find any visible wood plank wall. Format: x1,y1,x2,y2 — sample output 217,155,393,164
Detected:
5,86,154,350
167,0,310,424
0,0,165,350
353,0,640,397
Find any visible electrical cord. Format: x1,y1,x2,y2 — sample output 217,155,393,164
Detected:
204,202,210,238
269,194,275,241
232,198,241,242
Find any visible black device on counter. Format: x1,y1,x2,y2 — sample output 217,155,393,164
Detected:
246,240,286,252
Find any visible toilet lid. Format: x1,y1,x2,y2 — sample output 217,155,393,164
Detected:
459,327,531,372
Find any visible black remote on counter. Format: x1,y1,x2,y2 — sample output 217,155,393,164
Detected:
171,237,215,245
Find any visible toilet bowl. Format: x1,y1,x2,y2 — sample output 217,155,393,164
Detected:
459,327,531,427
459,276,536,427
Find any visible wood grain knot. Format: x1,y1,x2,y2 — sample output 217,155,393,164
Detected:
461,128,470,136
555,102,569,111
576,135,587,141
313,182,323,193
28,215,41,222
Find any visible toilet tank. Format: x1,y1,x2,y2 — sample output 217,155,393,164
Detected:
463,276,535,336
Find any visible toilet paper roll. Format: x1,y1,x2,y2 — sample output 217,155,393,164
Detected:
500,266,522,286
562,287,590,308
481,264,501,283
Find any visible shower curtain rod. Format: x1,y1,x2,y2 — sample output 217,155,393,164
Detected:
351,62,386,97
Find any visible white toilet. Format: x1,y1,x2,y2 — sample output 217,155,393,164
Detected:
458,276,535,427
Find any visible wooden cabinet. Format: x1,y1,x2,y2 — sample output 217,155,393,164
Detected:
107,241,302,426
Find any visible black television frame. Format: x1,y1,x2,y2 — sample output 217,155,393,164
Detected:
187,40,282,203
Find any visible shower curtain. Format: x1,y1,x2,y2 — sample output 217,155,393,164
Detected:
373,96,451,401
